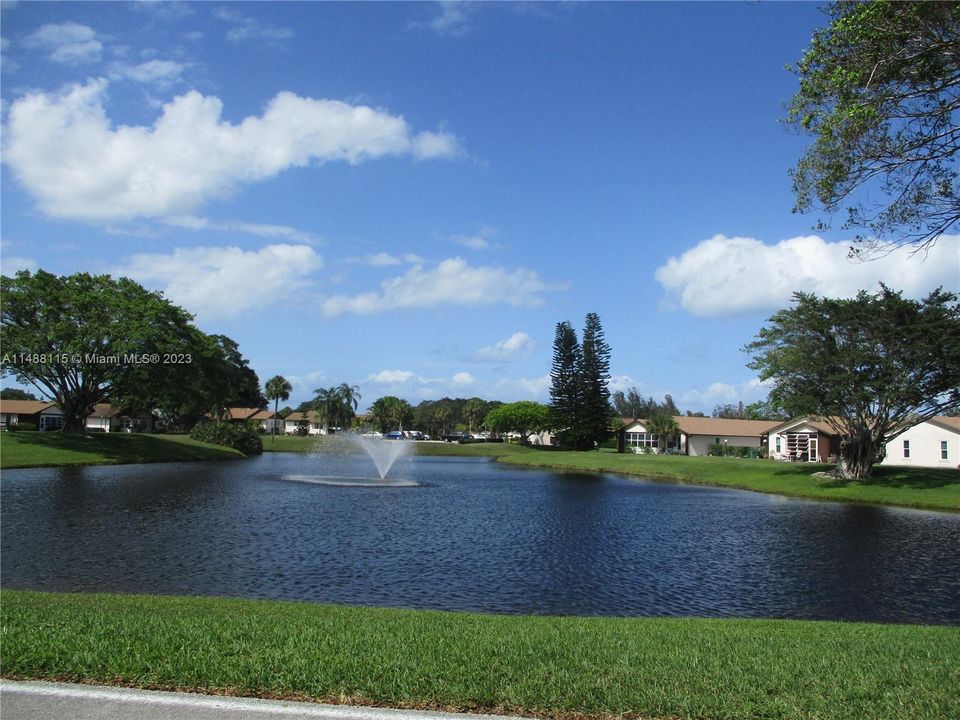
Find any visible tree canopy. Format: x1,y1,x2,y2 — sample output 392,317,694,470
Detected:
786,1,960,253
0,270,259,433
745,285,960,479
484,401,552,443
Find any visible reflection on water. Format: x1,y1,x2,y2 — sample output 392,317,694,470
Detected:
2,454,958,623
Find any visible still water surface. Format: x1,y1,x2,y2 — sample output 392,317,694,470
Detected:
2,453,958,623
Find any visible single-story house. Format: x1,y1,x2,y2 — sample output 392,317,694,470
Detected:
284,410,324,435
250,409,284,433
85,404,155,433
0,399,62,430
210,407,283,433
764,415,960,469
764,416,837,463
620,416,782,456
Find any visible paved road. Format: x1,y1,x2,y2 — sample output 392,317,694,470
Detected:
0,681,522,720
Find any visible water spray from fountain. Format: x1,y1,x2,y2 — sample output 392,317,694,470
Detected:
282,432,418,487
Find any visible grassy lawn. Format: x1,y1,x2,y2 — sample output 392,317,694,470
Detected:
2,590,957,720
263,437,959,511
0,432,242,468
498,449,960,512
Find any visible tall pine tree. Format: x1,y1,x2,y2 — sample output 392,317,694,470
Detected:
549,314,613,450
579,312,612,448
549,321,582,447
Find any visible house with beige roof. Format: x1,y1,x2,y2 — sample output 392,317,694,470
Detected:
283,410,323,435
619,416,781,456
0,399,62,431
214,407,283,433
765,415,960,468
85,404,155,433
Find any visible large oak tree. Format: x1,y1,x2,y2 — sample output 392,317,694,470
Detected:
745,285,960,479
1,270,259,433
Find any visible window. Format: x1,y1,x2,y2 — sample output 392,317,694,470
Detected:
942,441,949,460
625,432,659,449
775,436,782,453
903,439,910,458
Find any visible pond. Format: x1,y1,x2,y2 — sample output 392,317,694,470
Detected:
2,453,958,624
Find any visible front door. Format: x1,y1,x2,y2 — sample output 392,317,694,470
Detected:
808,437,818,462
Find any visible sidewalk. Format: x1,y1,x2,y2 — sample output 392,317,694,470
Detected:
0,680,523,720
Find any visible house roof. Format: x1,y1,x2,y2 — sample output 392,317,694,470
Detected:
763,416,845,436
622,416,782,437
674,416,783,438
0,399,57,415
924,416,960,434
285,410,321,423
250,410,280,421
88,403,126,418
225,407,262,421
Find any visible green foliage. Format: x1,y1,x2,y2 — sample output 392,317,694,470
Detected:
646,413,680,453
612,388,681,419
0,270,260,434
484,401,552,442
707,443,758,459
368,395,413,433
312,383,361,431
745,285,960,478
8,422,37,432
0,388,38,400
411,397,501,437
549,314,614,449
189,421,263,456
786,1,960,251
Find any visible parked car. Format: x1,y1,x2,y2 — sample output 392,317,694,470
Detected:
442,431,470,442
384,431,407,440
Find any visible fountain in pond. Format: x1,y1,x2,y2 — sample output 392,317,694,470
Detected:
282,433,419,487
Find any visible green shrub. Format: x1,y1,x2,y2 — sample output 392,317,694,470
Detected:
9,423,37,432
189,421,262,455
708,443,758,458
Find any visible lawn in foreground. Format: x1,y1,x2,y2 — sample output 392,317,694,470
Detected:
0,432,242,468
2,590,957,720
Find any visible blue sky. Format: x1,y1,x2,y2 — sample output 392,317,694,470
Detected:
2,1,957,413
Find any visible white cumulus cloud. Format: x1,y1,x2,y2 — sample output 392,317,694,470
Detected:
322,257,550,317
113,59,186,85
2,80,463,222
655,234,960,317
474,332,536,362
114,244,322,322
24,22,103,64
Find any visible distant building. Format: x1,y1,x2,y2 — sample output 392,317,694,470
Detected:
619,416,781,456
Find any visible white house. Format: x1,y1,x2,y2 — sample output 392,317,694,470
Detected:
283,410,324,435
85,404,155,433
880,416,959,469
620,416,781,456
765,415,960,468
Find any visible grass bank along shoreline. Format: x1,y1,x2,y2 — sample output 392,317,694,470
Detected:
0,432,242,468
3,590,958,720
2,432,957,511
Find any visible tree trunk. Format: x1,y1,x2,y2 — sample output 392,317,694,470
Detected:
835,433,885,480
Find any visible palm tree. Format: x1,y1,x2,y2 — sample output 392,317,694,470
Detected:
264,375,292,437
313,383,361,433
646,413,680,454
